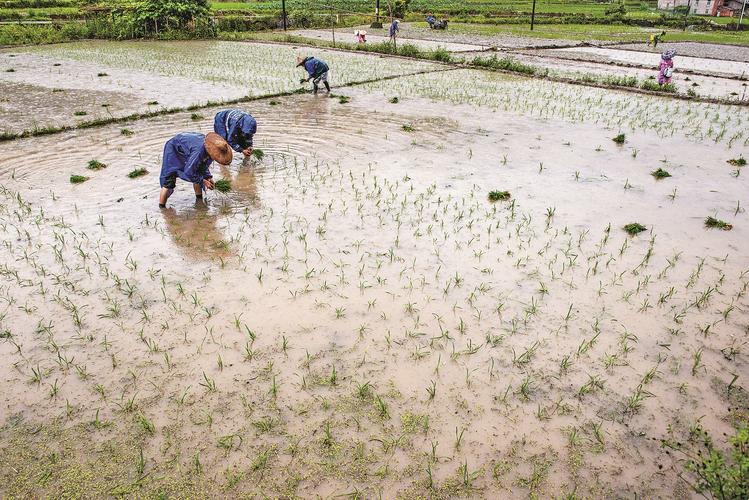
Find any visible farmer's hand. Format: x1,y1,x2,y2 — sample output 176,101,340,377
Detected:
203,178,215,190
242,148,252,157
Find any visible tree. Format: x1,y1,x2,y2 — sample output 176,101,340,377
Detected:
133,0,210,33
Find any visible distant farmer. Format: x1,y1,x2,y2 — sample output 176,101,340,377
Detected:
389,19,400,43
214,109,257,158
158,132,232,208
297,55,331,94
649,30,666,48
658,49,676,85
355,30,367,43
426,14,436,28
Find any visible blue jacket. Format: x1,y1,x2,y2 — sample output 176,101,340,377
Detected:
160,133,213,186
301,57,329,79
214,109,257,153
389,21,399,36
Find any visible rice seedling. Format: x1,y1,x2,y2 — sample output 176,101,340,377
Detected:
73,111,87,116
651,168,671,179
127,168,148,179
487,190,510,202
704,217,732,230
727,156,746,167
612,133,625,145
251,149,264,160
402,124,415,132
623,223,646,235
120,128,134,136
69,175,89,184
86,160,107,170
389,96,399,103
97,72,108,77
214,179,232,193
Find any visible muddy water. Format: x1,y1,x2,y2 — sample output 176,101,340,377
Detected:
0,75,748,497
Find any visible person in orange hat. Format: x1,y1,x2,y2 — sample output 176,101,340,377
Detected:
158,132,232,208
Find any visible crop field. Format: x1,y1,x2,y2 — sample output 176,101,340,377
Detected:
0,41,442,134
1,40,748,498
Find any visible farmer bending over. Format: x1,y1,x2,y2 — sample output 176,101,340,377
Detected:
214,109,257,158
389,19,400,43
158,132,232,208
297,55,330,94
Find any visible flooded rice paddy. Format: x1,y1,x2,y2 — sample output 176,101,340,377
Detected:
0,41,748,498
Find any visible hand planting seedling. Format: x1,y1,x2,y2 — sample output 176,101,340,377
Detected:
704,216,732,230
214,179,232,193
158,132,231,208
127,168,148,178
213,109,257,158
70,175,89,184
651,168,671,179
87,160,107,171
623,223,647,235
488,190,511,202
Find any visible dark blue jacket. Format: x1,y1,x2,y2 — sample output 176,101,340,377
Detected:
302,57,329,79
160,133,213,186
214,109,257,153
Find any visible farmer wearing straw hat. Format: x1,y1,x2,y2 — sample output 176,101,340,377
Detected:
214,109,257,158
389,19,400,43
158,132,232,208
297,55,331,94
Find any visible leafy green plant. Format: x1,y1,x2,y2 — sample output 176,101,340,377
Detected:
127,168,148,179
252,149,264,160
663,425,748,499
623,223,646,235
87,160,107,171
612,133,625,144
488,190,511,202
70,174,89,184
214,179,232,192
651,168,671,179
705,216,733,231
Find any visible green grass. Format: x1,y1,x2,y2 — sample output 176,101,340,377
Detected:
409,21,749,45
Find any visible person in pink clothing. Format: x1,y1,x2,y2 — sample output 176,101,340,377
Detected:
658,49,676,85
